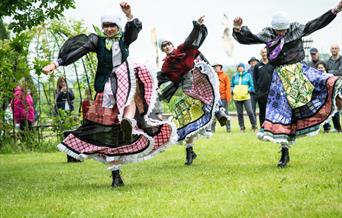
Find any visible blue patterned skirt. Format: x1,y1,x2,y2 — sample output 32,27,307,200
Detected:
258,63,342,145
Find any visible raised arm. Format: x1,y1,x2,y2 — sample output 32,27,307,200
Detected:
42,34,98,74
291,1,341,37
120,1,142,47
182,16,208,49
232,17,265,45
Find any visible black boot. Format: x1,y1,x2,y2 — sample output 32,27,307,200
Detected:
215,108,228,127
67,155,81,163
277,147,290,168
185,147,197,165
111,170,124,187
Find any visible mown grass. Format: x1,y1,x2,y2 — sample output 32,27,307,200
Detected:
0,118,341,217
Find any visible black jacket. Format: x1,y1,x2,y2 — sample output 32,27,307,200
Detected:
56,18,142,92
253,61,274,98
55,89,75,113
233,10,337,67
326,55,342,76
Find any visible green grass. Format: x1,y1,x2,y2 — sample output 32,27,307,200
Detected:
0,118,341,217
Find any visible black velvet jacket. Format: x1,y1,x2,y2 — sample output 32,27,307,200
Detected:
233,10,337,67
56,18,142,92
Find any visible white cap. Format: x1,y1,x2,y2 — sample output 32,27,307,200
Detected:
158,37,172,50
101,15,122,29
271,11,290,30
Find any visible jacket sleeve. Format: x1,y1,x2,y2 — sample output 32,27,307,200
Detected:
232,26,266,45
327,60,342,76
57,34,98,66
182,21,208,50
123,18,142,47
68,89,75,101
231,74,235,91
226,76,231,102
248,74,255,93
253,65,259,94
55,91,65,102
301,10,337,37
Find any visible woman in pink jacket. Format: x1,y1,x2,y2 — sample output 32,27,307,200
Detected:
11,86,35,131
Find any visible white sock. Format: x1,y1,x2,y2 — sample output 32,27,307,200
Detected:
108,164,121,171
185,143,193,149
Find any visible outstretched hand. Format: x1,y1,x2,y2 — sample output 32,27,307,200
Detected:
197,15,205,25
233,17,243,28
42,63,56,75
120,1,133,19
337,0,342,10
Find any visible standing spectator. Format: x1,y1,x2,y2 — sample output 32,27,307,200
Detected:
253,48,274,127
11,82,35,134
247,57,259,116
54,76,74,114
212,63,231,133
326,44,342,132
231,63,257,132
81,89,92,120
307,47,320,68
315,61,332,133
55,77,77,163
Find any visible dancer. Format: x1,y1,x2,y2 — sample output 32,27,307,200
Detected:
232,1,342,167
158,16,224,165
43,2,176,187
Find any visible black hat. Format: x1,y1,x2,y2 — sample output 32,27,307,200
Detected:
248,57,259,64
310,47,318,54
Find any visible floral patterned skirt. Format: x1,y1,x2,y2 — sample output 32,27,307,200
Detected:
257,63,342,145
161,61,220,141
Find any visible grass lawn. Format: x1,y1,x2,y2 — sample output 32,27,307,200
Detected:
0,117,341,217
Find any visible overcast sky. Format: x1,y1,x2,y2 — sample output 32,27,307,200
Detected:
63,0,342,67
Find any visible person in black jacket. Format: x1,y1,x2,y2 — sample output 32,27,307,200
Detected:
326,44,342,132
42,2,175,188
233,0,342,168
54,76,74,114
253,48,274,127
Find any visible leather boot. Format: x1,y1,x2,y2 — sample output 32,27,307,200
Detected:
67,155,81,163
111,170,124,187
185,147,197,165
277,147,290,168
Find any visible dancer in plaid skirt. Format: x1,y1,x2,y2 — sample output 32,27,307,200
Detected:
43,2,176,187
232,0,342,168
158,16,226,165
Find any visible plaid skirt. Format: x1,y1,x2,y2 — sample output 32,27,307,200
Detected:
160,61,220,141
57,61,177,164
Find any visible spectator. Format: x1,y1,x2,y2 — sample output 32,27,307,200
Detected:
212,63,231,133
326,44,342,132
247,56,259,116
315,61,332,133
307,47,320,68
231,63,257,132
253,48,274,127
11,82,35,132
54,76,74,114
81,89,92,120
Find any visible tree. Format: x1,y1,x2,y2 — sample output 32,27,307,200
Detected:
0,0,75,33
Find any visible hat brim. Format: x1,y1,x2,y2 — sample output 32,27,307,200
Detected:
212,64,223,68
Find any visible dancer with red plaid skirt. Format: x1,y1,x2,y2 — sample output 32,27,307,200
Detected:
158,16,227,165
43,2,176,187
